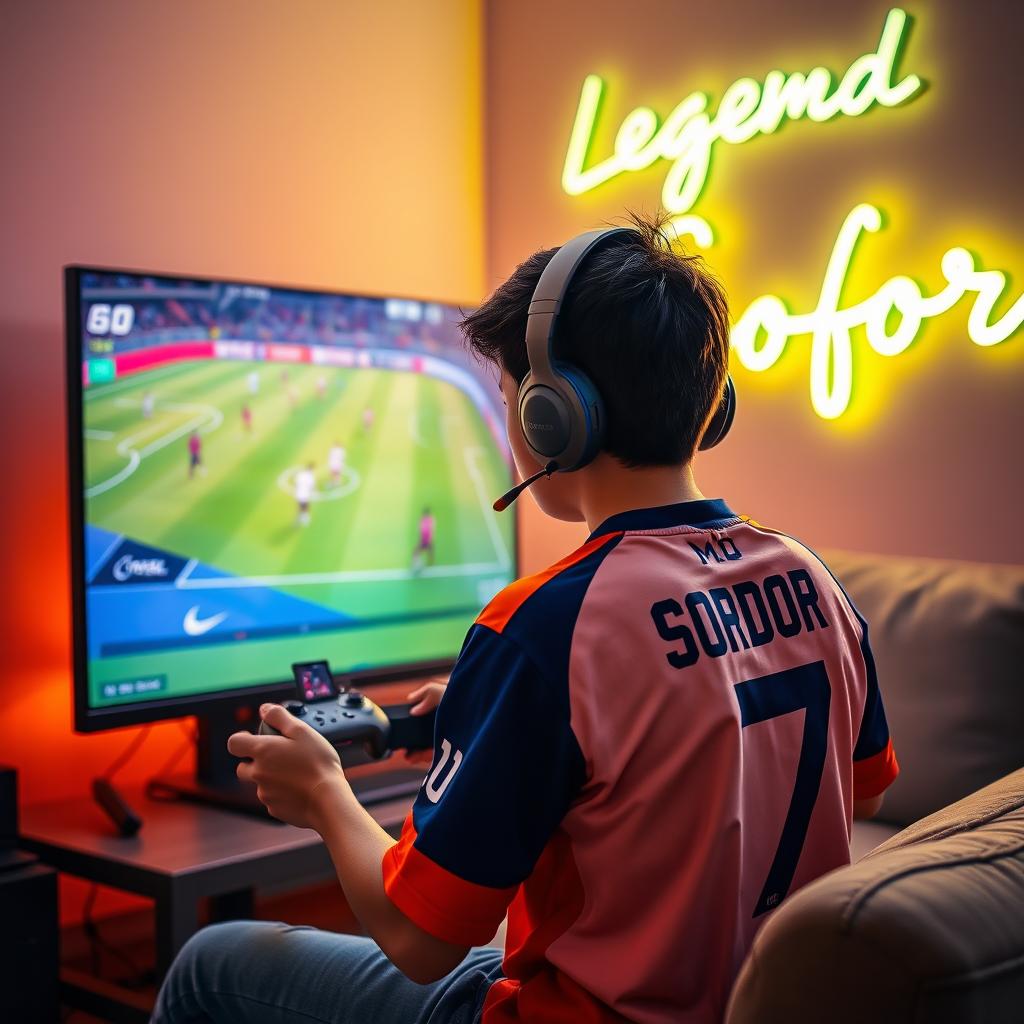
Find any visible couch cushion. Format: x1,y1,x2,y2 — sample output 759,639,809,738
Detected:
867,765,1024,856
726,768,1024,1024
822,550,1024,827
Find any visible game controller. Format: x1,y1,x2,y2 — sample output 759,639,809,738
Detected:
256,660,438,759
259,690,393,757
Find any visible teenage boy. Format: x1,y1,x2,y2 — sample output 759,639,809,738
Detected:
154,215,898,1024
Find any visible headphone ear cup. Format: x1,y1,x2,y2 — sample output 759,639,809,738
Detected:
557,367,606,471
698,375,736,452
518,372,574,462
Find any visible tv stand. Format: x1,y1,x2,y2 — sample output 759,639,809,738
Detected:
21,779,414,1021
148,704,426,820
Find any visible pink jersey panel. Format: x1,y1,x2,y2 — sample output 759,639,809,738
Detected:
547,520,867,1023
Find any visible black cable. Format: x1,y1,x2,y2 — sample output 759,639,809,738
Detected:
81,723,171,986
145,721,199,802
81,882,149,985
99,725,152,780
162,720,199,773
85,729,151,976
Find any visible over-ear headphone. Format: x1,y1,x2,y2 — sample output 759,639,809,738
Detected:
518,226,735,469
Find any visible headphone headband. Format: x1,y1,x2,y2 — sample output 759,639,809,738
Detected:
524,227,636,388
514,224,735,479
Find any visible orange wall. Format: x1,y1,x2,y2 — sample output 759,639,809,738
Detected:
483,0,1024,573
0,0,482,919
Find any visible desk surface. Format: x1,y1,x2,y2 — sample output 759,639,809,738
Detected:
20,784,412,886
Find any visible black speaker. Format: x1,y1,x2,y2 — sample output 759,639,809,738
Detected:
0,863,59,1022
0,765,16,847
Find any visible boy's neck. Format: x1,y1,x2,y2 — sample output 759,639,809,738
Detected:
577,457,705,533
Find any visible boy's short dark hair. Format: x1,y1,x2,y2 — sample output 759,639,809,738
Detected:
460,212,731,467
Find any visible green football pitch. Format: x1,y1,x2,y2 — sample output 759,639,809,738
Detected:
83,358,516,705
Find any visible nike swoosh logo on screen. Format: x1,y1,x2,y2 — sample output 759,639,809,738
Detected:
183,606,229,636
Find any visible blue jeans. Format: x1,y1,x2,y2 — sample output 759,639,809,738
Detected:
151,921,505,1024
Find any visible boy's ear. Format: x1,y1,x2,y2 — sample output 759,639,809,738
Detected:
499,369,519,407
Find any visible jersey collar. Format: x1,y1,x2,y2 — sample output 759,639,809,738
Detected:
588,498,737,539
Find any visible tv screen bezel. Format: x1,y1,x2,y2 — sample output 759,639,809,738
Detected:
66,264,518,733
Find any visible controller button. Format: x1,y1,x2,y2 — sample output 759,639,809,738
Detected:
342,712,355,718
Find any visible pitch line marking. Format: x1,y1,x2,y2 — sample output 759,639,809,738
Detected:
86,532,125,582
463,446,513,570
408,410,430,448
84,401,224,498
176,559,198,588
84,429,115,440
276,464,362,502
85,450,141,498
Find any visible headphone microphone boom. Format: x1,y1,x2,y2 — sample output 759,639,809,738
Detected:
492,226,736,511
492,461,558,513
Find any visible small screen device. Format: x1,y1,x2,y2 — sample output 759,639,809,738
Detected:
291,660,339,703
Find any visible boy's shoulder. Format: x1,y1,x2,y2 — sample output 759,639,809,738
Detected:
474,530,625,673
475,501,751,650
469,506,862,683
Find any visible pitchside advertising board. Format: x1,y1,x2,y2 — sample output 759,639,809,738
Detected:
69,269,516,723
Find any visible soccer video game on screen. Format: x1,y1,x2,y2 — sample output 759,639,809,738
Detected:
75,271,516,709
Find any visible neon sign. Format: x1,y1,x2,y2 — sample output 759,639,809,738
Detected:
732,204,1024,419
560,8,1022,419
563,7,923,244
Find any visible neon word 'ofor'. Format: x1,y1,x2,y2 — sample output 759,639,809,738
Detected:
562,7,923,242
731,204,1024,419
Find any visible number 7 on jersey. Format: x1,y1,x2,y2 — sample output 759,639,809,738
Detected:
734,660,831,917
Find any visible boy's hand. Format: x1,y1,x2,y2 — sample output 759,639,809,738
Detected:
402,679,447,765
228,703,346,828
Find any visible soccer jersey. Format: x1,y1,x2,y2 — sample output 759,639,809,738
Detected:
419,514,435,547
383,499,898,1024
294,469,316,503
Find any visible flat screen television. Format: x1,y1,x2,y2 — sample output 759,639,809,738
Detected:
66,266,516,801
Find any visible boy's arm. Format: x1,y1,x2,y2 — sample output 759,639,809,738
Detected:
309,776,469,984
381,624,585,955
229,707,468,985
852,793,885,820
849,610,899,813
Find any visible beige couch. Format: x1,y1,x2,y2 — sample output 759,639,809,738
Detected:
824,551,1024,861
726,550,1024,1022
